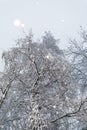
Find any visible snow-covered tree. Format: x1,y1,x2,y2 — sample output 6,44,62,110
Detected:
65,28,87,130
0,31,87,130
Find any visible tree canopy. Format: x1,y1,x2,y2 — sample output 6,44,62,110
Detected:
0,31,87,130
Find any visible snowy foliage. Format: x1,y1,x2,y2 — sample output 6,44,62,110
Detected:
0,31,87,130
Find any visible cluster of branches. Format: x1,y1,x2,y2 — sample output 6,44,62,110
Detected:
0,30,87,130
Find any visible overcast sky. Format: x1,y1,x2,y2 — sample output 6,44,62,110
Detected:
0,0,87,70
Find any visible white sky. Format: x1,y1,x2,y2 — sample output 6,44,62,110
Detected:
0,0,87,70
